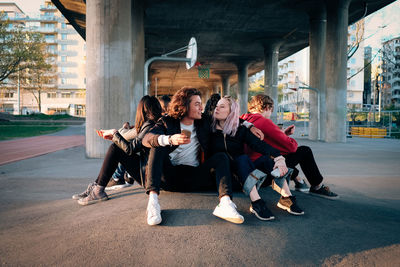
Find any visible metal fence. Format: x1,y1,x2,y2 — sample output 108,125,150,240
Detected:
276,110,400,139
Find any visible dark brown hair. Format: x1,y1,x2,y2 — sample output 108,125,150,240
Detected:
134,95,162,132
248,94,274,113
167,87,201,119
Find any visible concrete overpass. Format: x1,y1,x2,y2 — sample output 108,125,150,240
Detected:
52,0,395,157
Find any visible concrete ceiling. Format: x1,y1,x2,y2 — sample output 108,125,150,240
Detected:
52,0,395,96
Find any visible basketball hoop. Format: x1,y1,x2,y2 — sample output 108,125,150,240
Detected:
198,64,210,79
144,37,198,95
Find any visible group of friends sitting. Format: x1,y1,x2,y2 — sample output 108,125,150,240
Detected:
72,87,338,225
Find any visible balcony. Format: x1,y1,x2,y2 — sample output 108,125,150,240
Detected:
40,5,57,11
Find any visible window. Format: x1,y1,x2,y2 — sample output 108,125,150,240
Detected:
4,92,14,98
350,58,356,64
61,78,67,84
61,93,71,98
47,92,57,98
45,34,55,42
75,92,85,98
61,22,66,29
61,56,67,62
61,34,67,40
350,80,356,86
61,44,67,51
61,67,67,73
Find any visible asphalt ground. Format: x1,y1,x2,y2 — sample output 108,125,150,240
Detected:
0,125,399,266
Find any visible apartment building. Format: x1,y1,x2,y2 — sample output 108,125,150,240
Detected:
278,48,310,113
381,36,400,108
0,1,86,116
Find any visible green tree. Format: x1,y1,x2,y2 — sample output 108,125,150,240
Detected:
0,12,46,83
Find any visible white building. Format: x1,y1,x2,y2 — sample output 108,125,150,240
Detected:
0,1,86,116
278,47,310,113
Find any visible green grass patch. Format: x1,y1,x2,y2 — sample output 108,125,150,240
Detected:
0,125,67,140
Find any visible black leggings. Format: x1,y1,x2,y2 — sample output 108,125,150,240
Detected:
284,146,323,186
95,143,142,187
146,146,232,198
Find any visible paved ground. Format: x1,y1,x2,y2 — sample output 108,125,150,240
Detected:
0,125,399,266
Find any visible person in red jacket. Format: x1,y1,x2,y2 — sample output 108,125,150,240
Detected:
241,94,338,199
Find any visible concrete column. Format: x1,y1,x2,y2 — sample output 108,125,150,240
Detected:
236,62,249,114
131,0,145,117
264,43,281,123
325,0,351,142
221,75,231,96
308,8,327,141
86,0,144,157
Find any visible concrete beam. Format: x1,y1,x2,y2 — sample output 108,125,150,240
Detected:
325,0,351,142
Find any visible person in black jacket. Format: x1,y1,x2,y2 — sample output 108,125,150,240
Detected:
210,96,304,220
72,95,162,205
142,87,256,226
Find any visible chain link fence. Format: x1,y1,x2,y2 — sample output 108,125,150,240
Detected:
276,110,400,139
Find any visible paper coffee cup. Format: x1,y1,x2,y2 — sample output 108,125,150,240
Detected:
181,129,191,138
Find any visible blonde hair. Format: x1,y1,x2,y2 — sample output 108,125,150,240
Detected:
212,96,240,136
248,94,274,113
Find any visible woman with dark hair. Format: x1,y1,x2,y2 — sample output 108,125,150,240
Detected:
204,93,221,117
72,95,163,205
209,96,304,221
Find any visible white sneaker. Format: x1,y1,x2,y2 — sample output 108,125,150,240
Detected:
213,200,244,224
147,200,162,226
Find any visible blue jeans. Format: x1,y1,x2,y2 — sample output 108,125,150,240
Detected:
112,163,126,181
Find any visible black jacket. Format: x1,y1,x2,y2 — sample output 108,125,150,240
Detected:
146,114,213,157
209,125,281,160
112,120,156,184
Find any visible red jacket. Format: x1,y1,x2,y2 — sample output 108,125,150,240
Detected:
240,113,298,161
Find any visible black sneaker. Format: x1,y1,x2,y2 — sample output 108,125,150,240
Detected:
309,185,338,199
250,199,275,221
294,179,310,192
277,196,304,215
105,178,129,191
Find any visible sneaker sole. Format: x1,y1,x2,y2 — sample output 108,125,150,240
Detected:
78,196,108,206
72,194,86,200
147,217,162,226
309,191,339,200
295,187,310,192
249,207,275,221
105,183,130,191
277,202,305,216
212,211,244,224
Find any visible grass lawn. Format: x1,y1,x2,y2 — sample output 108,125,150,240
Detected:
0,124,67,140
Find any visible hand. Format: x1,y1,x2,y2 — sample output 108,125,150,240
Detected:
273,158,288,176
96,129,117,140
169,133,190,145
122,122,130,129
284,125,295,136
250,126,264,140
